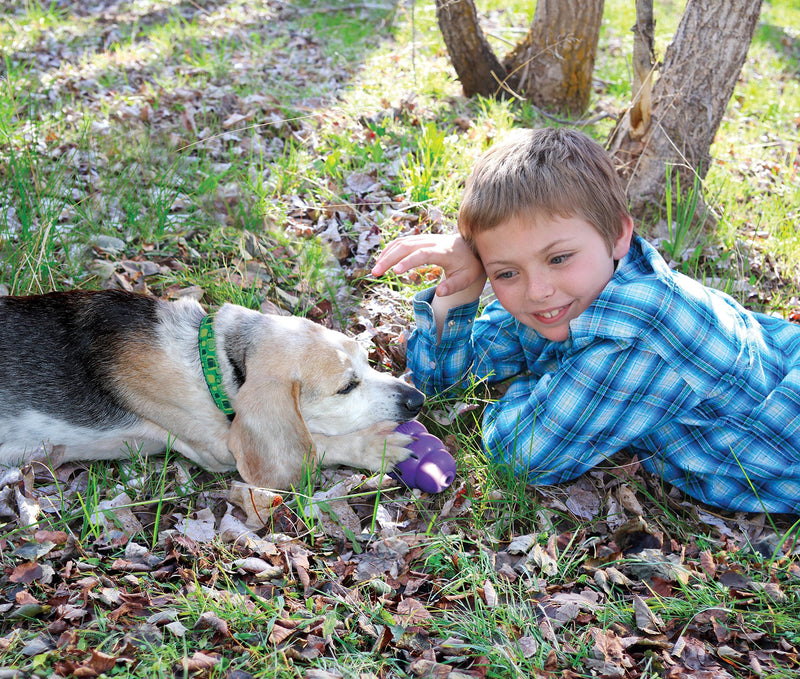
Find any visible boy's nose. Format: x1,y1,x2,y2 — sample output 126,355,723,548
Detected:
526,275,555,302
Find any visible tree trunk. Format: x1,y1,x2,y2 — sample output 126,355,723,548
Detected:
434,0,507,98
610,0,763,221
435,0,603,116
629,0,655,138
504,0,604,117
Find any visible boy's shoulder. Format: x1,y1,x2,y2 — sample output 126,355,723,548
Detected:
576,236,716,341
613,235,675,302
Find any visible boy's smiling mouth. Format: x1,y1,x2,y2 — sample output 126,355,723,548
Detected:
533,303,572,323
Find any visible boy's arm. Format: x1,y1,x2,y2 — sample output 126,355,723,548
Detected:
430,276,486,342
371,234,486,341
482,339,696,483
405,288,478,395
407,291,529,396
373,232,528,394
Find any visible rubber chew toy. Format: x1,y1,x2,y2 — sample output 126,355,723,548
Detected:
390,421,456,493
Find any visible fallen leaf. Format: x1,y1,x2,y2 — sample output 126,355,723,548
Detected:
9,562,43,585
179,652,220,673
90,492,143,535
517,635,539,657
564,477,600,520
228,481,283,528
175,507,217,542
230,557,273,574
718,570,752,590
408,658,450,677
305,670,344,679
616,484,644,515
15,487,40,530
527,543,559,576
396,598,432,625
194,611,230,637
85,650,117,675
481,580,498,608
699,550,716,579
587,627,632,675
506,534,536,555
633,595,664,634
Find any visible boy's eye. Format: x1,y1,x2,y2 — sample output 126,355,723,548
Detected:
496,271,516,280
550,254,571,265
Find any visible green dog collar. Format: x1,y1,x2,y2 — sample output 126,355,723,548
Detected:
198,314,235,417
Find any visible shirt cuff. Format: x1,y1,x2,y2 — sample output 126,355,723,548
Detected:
412,287,480,344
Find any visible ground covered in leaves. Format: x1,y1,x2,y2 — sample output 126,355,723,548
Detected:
3,452,800,679
2,0,800,677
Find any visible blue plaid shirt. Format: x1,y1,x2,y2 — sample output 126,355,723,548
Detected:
408,236,800,513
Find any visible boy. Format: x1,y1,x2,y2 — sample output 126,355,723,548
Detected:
372,127,800,514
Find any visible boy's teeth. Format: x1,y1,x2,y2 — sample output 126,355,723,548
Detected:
540,309,560,318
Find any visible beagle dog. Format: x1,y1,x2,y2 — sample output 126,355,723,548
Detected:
0,290,425,489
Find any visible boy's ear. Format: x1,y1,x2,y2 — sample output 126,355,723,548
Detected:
612,215,635,260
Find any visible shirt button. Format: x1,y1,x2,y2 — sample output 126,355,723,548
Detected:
429,360,436,369
447,320,455,327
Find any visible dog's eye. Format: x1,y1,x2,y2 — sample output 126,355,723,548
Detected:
337,379,359,395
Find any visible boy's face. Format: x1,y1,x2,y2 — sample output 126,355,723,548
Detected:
473,213,633,341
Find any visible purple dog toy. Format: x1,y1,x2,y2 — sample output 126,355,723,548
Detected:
390,421,456,493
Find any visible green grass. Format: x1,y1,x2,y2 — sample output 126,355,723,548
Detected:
2,0,800,676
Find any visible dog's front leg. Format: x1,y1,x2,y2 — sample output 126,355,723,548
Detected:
311,422,413,473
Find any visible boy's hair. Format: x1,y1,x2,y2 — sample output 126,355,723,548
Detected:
458,127,630,253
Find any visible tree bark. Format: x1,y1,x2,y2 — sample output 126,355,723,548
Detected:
610,0,763,221
435,0,603,116
629,0,655,138
434,0,507,98
504,0,605,116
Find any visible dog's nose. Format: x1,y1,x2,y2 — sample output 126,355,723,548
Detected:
399,385,425,417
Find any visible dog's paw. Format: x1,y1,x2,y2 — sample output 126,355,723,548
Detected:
358,420,414,471
313,421,414,472
316,421,458,492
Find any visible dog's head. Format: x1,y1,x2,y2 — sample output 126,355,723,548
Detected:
216,307,424,488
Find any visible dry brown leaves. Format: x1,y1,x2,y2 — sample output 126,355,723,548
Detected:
2,451,800,678
3,1,800,676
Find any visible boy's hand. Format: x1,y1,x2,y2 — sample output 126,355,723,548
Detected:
371,234,486,298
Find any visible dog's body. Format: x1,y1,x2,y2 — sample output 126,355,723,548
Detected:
0,290,424,489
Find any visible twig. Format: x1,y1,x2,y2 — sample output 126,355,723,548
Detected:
296,4,394,13
491,71,616,127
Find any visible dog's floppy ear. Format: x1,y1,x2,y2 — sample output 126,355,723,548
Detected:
227,375,316,489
